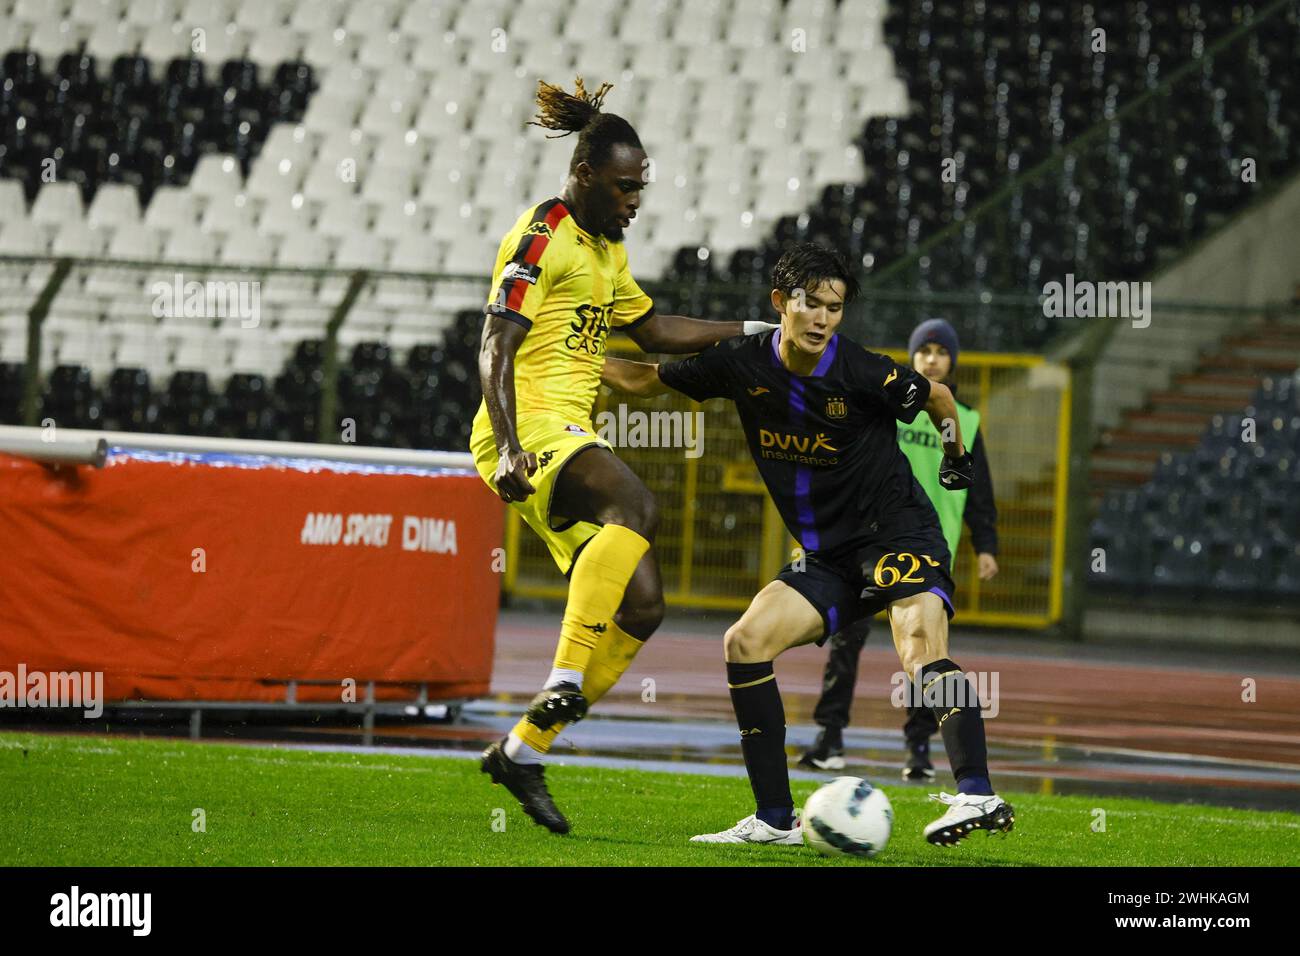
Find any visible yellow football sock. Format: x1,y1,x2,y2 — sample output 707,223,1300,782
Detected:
552,524,650,674
514,618,646,754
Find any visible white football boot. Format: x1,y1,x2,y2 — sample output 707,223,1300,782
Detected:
923,792,1015,846
690,814,804,845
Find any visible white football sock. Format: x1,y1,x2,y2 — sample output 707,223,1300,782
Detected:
504,732,545,765
545,667,583,690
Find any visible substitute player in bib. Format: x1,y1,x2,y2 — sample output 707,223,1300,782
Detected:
799,318,1000,782
600,243,1015,847
474,78,773,834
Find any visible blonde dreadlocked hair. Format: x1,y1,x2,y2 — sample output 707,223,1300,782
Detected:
527,76,642,174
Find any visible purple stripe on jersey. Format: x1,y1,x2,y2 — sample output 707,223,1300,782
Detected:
770,328,838,379
794,467,818,550
789,376,819,550
813,334,839,375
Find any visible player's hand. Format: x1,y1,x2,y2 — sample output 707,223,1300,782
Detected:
977,552,999,580
938,452,975,490
494,447,538,503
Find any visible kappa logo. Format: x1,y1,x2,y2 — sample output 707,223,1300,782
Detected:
581,622,608,634
883,368,898,386
747,386,770,396
825,396,847,419
525,221,553,237
538,449,556,468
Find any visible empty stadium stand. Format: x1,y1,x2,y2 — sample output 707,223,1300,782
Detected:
0,0,1297,466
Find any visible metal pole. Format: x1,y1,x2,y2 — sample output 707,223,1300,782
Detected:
21,258,72,426
318,270,369,445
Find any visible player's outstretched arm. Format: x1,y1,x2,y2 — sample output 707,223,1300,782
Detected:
479,314,538,502
624,314,776,354
601,356,669,397
925,382,977,490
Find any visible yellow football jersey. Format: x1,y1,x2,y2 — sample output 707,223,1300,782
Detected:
472,197,654,430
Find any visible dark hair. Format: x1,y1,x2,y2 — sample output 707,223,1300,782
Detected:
771,242,861,303
528,76,643,174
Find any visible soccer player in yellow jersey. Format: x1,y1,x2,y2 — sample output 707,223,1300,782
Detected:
473,78,774,833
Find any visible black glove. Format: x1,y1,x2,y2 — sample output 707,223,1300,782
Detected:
939,452,975,491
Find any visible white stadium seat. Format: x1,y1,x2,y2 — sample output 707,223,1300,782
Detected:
289,0,344,33
387,235,441,273
123,0,179,28
232,0,287,31
372,201,431,241
218,228,276,267
31,183,86,228
8,0,902,394
334,233,388,271
143,186,203,232
52,222,110,258
104,223,164,261
0,181,29,223
84,19,143,61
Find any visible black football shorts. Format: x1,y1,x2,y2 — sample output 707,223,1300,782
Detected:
775,525,956,644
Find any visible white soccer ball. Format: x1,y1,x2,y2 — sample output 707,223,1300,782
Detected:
802,776,893,858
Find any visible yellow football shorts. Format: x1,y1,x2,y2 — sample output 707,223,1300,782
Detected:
471,414,612,575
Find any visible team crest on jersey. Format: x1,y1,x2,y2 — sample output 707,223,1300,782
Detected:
525,221,554,237
825,396,847,419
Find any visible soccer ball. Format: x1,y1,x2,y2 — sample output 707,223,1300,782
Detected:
802,776,893,858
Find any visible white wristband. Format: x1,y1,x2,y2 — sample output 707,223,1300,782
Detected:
743,321,779,336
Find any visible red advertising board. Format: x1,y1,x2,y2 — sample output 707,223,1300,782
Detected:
0,448,503,703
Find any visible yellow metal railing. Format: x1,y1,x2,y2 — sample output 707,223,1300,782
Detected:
505,341,1070,629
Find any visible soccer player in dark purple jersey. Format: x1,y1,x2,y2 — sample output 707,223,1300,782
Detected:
600,243,1015,847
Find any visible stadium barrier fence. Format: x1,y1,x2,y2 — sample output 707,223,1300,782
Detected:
0,429,502,708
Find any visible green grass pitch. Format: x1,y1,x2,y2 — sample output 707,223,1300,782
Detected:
2,732,1295,866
